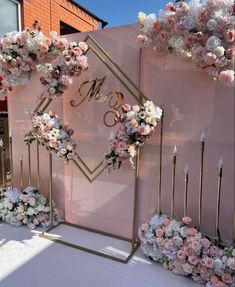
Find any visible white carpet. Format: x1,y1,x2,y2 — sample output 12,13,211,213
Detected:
0,223,198,287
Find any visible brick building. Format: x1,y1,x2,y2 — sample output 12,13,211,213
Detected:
0,0,107,37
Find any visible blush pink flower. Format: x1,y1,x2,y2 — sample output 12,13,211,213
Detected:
210,275,220,285
130,119,138,129
225,29,235,43
122,104,131,112
204,52,218,65
188,228,197,237
78,41,88,52
152,21,161,33
218,70,234,85
221,274,233,284
162,219,171,226
205,257,214,268
226,47,235,59
188,255,199,266
159,31,168,43
155,228,164,237
165,2,176,12
182,216,192,225
137,35,148,44
177,250,186,261
201,238,211,249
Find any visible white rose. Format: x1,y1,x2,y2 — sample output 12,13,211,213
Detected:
214,259,223,269
180,226,188,238
227,257,235,270
206,36,221,51
173,236,183,247
126,111,135,120
143,13,157,33
42,113,51,123
110,132,116,141
214,46,225,57
49,31,57,39
206,19,217,31
138,12,146,24
27,207,35,216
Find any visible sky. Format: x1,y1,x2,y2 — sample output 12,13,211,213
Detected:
77,0,171,28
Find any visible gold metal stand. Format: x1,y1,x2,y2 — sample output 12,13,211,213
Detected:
40,150,140,264
9,135,14,186
20,156,23,191
215,164,223,244
171,150,177,217
36,141,40,190
28,144,31,186
184,166,189,217
1,146,6,187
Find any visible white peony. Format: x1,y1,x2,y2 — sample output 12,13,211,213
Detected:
227,257,235,270
180,226,188,237
173,236,183,247
27,207,35,216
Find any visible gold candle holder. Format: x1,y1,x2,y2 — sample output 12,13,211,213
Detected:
49,152,53,228
9,131,14,186
157,107,164,215
1,144,6,187
184,164,189,217
132,147,140,250
36,141,40,190
171,146,177,218
215,157,223,245
28,144,31,186
20,156,23,191
198,132,205,230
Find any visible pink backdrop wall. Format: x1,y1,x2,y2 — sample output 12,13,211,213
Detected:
8,24,234,240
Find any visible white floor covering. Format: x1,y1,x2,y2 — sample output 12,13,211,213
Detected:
0,223,199,287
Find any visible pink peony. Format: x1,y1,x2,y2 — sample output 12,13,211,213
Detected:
210,275,220,285
159,31,168,43
155,228,164,237
201,238,211,249
221,274,233,284
218,70,234,84
182,216,192,225
205,257,214,268
188,228,197,237
197,10,208,23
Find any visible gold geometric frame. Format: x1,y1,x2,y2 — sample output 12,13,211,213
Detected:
36,34,150,263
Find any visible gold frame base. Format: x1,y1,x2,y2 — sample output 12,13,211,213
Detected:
39,221,139,264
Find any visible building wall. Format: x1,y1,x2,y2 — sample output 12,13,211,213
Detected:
22,0,99,35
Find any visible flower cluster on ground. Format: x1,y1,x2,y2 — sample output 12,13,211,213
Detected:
105,101,162,168
137,0,235,85
0,186,56,229
139,214,235,287
24,110,76,162
0,19,88,100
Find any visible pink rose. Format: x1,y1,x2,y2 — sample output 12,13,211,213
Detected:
28,197,36,206
205,257,214,268
185,35,196,46
49,111,56,117
60,75,73,87
197,10,208,23
221,274,233,284
215,282,228,287
130,119,138,129
225,29,235,43
122,104,131,112
155,228,164,237
152,21,161,33
191,241,202,253
162,219,171,226
159,31,168,43
74,47,82,56
111,139,118,148
177,250,186,260
219,70,234,85
226,47,235,59
188,255,199,266
201,238,211,249
210,275,220,285
167,17,175,30
182,216,192,225
188,228,197,237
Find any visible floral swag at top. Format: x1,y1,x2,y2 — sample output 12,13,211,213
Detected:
137,0,235,85
0,19,88,101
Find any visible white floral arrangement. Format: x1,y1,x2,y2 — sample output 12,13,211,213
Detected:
0,186,56,229
137,0,235,85
0,19,88,100
139,214,235,287
105,101,162,169
24,110,76,162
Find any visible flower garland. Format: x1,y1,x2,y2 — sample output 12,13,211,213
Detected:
105,101,162,169
137,0,235,85
0,186,56,229
138,214,235,287
24,110,76,162
0,19,88,100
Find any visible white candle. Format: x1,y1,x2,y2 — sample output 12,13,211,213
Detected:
200,131,206,142
173,145,177,156
184,164,189,175
218,157,224,169
9,130,12,138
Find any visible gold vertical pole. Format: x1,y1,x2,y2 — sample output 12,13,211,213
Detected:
132,147,140,250
184,165,189,217
28,144,31,186
198,134,205,230
49,152,53,228
20,156,23,191
157,107,164,215
37,141,40,189
1,147,6,186
9,133,14,186
215,158,223,245
171,146,177,217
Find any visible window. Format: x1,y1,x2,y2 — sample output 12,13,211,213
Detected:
60,21,80,36
0,0,21,37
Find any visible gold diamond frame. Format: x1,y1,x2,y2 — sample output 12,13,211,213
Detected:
37,34,151,263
